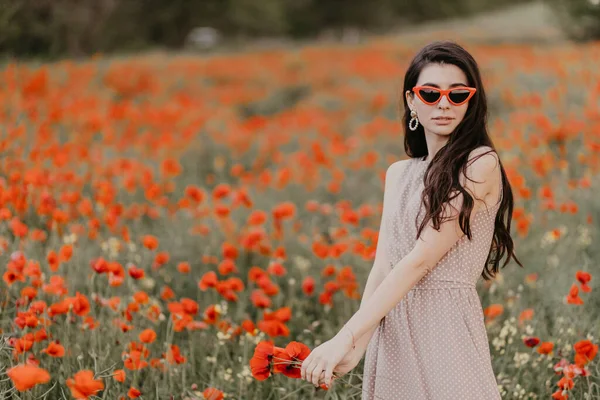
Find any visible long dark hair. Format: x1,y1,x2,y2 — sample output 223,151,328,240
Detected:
401,40,523,280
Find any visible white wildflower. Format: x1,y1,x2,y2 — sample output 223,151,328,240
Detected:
525,325,534,335
547,254,560,268
293,255,311,272
576,225,592,248
492,336,506,351
217,331,232,342
236,365,254,384
513,352,530,368
140,277,155,290
222,367,233,382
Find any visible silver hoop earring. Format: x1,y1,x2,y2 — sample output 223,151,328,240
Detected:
409,110,419,131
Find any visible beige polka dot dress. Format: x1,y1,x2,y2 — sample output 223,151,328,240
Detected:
361,156,503,400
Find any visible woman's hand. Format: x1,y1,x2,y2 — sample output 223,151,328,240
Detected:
311,349,362,388
300,328,355,387
332,348,362,378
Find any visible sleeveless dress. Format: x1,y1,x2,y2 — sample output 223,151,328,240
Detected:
361,155,503,400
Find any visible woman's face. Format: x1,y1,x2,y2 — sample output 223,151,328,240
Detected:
405,63,471,137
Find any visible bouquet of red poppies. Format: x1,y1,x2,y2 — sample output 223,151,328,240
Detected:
250,340,336,390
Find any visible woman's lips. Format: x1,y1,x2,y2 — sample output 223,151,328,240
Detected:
433,118,453,125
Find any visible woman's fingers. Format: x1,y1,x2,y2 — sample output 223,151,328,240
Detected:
305,358,318,384
300,351,337,387
324,364,334,387
300,355,312,380
311,359,327,386
304,357,318,384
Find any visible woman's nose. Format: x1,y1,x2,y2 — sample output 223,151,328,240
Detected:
438,94,452,108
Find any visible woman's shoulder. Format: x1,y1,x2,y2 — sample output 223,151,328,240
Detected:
467,145,499,165
386,158,412,180
383,158,416,194
462,146,502,208
463,146,501,185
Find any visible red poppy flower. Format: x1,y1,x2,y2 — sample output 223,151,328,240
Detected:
272,341,311,378
249,341,274,381
7,364,51,391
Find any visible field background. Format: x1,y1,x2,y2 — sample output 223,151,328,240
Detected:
0,1,599,399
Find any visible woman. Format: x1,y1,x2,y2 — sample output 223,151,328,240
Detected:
300,40,523,399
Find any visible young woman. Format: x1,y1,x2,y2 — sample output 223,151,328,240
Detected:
300,40,523,399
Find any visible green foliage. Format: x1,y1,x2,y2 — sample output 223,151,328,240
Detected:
228,0,288,36
284,0,399,37
0,0,538,58
543,0,600,41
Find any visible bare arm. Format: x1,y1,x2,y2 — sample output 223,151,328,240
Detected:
338,149,500,349
345,161,403,361
347,259,386,361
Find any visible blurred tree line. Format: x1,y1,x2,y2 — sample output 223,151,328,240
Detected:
0,0,596,59
542,0,600,42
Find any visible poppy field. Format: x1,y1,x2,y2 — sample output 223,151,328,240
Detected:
0,37,599,399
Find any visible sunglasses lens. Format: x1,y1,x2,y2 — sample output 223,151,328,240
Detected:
449,89,471,104
418,89,441,103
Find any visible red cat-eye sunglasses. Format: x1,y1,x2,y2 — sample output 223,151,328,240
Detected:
412,85,477,106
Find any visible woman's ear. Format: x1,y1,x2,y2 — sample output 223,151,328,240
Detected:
405,90,414,110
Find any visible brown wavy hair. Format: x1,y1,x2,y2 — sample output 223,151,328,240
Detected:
401,40,523,280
